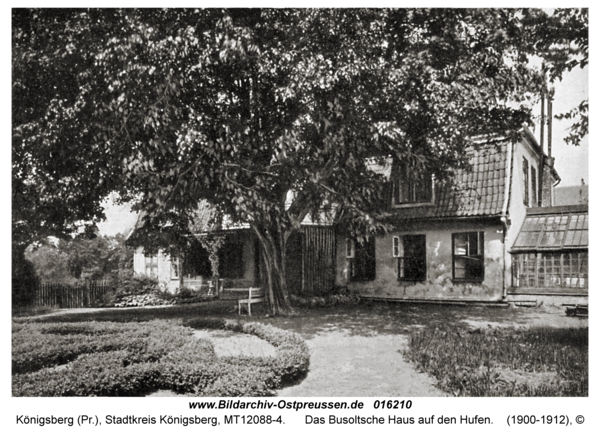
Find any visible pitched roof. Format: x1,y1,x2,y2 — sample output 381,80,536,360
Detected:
392,140,509,221
128,195,333,241
512,204,588,251
127,200,219,240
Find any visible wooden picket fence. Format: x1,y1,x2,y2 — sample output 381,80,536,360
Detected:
33,282,114,308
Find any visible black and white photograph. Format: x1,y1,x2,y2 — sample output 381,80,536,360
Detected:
10,4,591,433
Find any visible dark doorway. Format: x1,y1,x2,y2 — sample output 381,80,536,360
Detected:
351,237,376,281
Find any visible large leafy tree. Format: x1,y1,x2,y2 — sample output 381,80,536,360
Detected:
13,8,587,313
25,234,133,284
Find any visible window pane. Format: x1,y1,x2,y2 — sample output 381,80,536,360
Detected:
581,230,588,246
455,256,483,280
579,253,588,288
171,260,179,279
453,232,484,281
564,229,576,247
454,258,466,279
523,157,529,205
531,166,537,205
454,233,467,255
398,258,404,278
395,164,431,204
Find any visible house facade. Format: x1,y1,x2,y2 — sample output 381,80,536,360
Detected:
132,228,260,293
335,128,586,306
130,128,587,306
130,201,336,295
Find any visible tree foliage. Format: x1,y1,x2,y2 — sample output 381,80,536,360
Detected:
13,8,587,312
25,234,133,284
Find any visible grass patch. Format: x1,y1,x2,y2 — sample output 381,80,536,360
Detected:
12,305,60,318
404,326,588,396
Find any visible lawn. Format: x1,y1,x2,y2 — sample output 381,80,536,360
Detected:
12,300,588,397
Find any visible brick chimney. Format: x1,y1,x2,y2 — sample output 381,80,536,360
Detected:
540,92,558,207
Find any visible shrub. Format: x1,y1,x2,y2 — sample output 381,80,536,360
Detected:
115,273,160,296
12,320,192,375
12,318,310,397
169,286,216,305
290,287,361,308
98,273,179,307
12,255,40,307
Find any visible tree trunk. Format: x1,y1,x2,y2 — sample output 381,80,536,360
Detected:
251,223,295,315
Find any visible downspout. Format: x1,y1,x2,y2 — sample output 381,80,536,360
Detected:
500,140,514,299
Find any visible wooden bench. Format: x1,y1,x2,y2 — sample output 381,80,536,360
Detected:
236,287,265,316
565,304,588,317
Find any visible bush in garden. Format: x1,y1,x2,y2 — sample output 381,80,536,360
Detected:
12,256,40,307
289,286,362,308
115,273,160,296
12,318,310,397
170,286,216,305
98,272,178,307
12,320,192,375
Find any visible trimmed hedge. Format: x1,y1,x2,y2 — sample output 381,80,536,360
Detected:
12,318,310,397
12,320,192,375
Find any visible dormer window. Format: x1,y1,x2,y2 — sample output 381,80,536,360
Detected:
392,164,433,206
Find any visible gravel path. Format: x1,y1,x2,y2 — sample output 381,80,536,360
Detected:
277,330,445,397
191,327,444,396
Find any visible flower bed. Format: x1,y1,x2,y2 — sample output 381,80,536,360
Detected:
404,326,588,396
12,318,310,397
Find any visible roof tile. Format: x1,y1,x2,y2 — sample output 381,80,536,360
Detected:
392,141,509,221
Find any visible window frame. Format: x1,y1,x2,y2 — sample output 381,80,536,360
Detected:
511,250,588,290
531,165,537,207
523,157,530,206
349,236,376,282
170,257,180,280
452,231,485,283
392,164,434,207
394,234,427,282
144,253,159,278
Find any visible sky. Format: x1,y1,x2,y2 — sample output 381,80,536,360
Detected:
537,65,589,188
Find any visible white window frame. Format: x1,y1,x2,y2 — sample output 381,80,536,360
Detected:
392,236,402,257
144,253,159,278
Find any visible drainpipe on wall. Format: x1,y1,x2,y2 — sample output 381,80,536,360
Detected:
500,140,514,300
